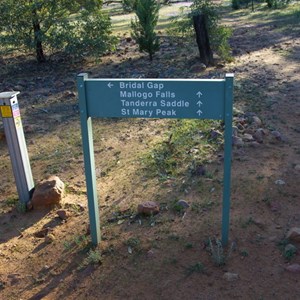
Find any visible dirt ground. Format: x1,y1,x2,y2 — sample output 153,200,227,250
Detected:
0,2,300,300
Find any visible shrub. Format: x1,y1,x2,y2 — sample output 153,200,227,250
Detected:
131,0,160,61
0,0,116,62
266,0,291,8
168,0,232,62
122,0,137,12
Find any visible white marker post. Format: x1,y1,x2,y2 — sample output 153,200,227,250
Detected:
0,92,34,204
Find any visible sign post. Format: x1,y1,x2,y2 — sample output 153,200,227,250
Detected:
0,92,34,204
77,74,234,246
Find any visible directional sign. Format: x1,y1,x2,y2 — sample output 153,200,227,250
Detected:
77,73,234,247
83,79,225,120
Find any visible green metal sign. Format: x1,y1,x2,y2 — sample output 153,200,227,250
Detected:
77,73,234,246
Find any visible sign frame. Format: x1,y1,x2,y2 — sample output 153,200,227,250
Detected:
77,73,234,246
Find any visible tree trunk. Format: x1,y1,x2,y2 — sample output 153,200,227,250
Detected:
193,13,214,66
32,9,46,63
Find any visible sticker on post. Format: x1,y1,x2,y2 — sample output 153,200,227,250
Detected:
12,103,20,118
14,116,22,128
0,106,13,118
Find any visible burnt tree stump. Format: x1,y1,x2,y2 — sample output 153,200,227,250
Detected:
193,13,214,66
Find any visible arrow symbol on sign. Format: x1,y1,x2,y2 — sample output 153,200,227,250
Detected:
107,82,114,88
197,110,203,116
196,91,203,98
197,100,203,106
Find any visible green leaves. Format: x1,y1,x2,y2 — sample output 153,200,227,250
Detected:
0,0,116,62
131,0,160,60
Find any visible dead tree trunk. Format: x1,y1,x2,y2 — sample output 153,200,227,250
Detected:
193,13,214,66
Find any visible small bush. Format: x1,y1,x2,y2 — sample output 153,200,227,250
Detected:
122,0,137,12
266,0,291,9
168,0,233,62
131,0,160,60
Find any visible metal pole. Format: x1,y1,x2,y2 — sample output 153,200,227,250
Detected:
221,74,234,246
0,91,34,204
77,74,101,245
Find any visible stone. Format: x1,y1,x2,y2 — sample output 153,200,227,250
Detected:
252,116,262,127
26,200,33,211
252,218,265,229
253,128,265,143
63,91,76,99
190,63,206,73
243,133,254,142
248,141,260,148
223,272,239,281
270,201,281,212
271,130,283,141
191,164,206,176
210,129,223,139
294,164,300,171
45,233,55,244
31,176,65,209
286,227,300,242
176,199,190,209
56,209,69,220
232,126,239,137
147,249,155,258
34,227,52,238
232,136,244,147
137,201,159,216
285,264,300,273
275,179,285,185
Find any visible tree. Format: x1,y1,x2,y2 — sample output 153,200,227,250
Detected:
0,0,116,62
188,0,232,64
131,0,160,61
168,0,232,63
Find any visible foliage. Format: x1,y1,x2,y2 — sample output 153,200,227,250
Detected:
122,0,137,12
266,0,291,9
186,262,206,275
142,119,221,180
208,237,233,266
167,7,194,37
232,0,253,10
232,0,241,9
0,0,116,62
168,0,232,62
131,0,160,60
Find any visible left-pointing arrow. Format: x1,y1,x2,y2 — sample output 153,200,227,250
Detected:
108,82,114,88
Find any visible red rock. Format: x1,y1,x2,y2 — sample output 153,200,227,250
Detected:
31,176,65,209
286,227,300,242
34,227,51,238
26,201,33,211
285,264,300,273
137,201,159,215
56,209,69,220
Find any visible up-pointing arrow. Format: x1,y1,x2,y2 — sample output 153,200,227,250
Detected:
197,110,203,116
196,91,203,98
197,100,203,106
107,82,114,88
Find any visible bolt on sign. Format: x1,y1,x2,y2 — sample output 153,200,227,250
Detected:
77,74,234,246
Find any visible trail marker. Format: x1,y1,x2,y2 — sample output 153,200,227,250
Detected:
77,74,234,246
0,92,34,204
